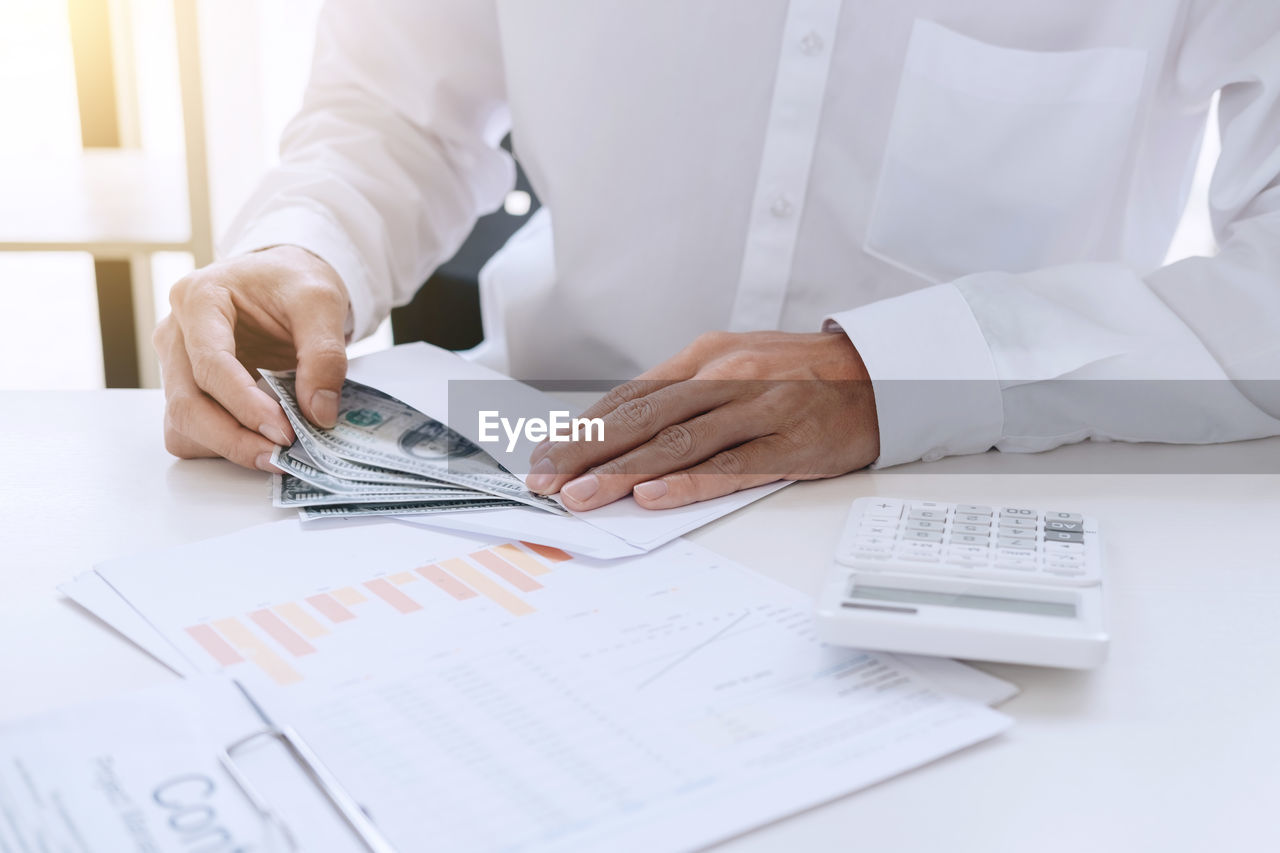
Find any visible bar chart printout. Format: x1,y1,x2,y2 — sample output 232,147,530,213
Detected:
96,520,1013,853
253,554,1013,853
183,540,570,685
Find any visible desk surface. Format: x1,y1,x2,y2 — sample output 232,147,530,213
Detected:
3,391,1278,853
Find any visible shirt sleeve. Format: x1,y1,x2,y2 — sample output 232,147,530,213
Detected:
220,0,514,341
827,2,1280,468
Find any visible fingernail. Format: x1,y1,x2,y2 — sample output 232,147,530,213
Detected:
561,473,600,504
633,480,668,501
255,452,279,473
526,456,556,493
260,423,290,446
311,390,340,428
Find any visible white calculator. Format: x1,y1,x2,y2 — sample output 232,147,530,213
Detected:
816,497,1108,669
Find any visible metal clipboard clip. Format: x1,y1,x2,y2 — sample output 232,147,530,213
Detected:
217,681,397,853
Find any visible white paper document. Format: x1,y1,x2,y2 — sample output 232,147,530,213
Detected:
343,342,792,558
0,676,360,852
85,520,1013,852
60,570,198,676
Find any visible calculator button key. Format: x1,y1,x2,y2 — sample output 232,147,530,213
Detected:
998,517,1037,529
1000,507,1037,519
996,538,1036,550
850,535,894,552
908,509,947,522
948,544,989,556
910,501,948,512
952,522,991,535
902,529,944,543
995,556,1038,570
1043,530,1084,544
955,513,992,526
997,526,1036,540
950,533,990,547
896,542,942,561
956,505,992,516
1044,541,1085,554
905,519,946,533
1045,511,1083,523
864,499,903,520
858,523,898,538
946,546,990,565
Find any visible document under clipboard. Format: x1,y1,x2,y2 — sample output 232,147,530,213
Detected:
219,681,395,853
0,675,389,853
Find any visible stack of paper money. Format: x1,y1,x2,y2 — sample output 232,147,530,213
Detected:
261,371,565,521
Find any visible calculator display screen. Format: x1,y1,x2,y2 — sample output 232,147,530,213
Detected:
851,585,1077,619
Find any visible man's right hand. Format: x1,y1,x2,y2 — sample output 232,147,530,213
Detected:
154,245,350,471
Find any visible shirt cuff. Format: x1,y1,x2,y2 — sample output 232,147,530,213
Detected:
219,207,383,342
824,283,1004,468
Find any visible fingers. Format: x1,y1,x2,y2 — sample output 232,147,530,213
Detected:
554,403,764,511
158,322,283,472
528,379,685,470
630,436,788,510
288,285,349,429
574,377,680,428
528,337,717,469
528,379,668,470
177,285,295,447
527,380,738,496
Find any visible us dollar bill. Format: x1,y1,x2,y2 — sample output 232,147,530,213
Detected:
281,440,446,489
272,473,496,508
270,446,460,497
262,371,566,516
298,498,521,522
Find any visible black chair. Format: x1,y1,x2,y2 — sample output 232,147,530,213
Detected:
390,138,540,349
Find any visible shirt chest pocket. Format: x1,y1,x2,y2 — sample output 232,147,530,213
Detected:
864,20,1149,283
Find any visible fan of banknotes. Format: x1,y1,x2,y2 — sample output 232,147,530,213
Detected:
261,371,566,521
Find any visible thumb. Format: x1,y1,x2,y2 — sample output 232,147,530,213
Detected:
290,293,349,429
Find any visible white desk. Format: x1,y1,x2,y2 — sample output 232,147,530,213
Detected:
3,391,1278,853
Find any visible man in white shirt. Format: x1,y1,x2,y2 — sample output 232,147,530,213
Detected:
155,1,1280,511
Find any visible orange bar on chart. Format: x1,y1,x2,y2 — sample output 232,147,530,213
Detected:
415,563,478,601
493,543,552,577
390,571,418,586
306,593,356,623
274,602,328,639
364,578,423,614
212,618,303,686
185,624,243,666
249,610,317,657
519,541,573,563
438,558,535,617
332,587,367,606
470,550,544,592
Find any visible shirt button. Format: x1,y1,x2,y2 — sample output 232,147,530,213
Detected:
770,195,794,218
800,31,824,57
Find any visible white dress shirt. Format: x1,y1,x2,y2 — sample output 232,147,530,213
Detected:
223,0,1280,467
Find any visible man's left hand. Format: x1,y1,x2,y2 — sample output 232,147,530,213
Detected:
525,331,880,510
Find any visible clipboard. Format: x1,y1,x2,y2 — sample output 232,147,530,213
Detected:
219,681,396,853
0,675,391,853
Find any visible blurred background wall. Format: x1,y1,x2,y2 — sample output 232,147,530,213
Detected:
0,0,393,391
0,0,1219,391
